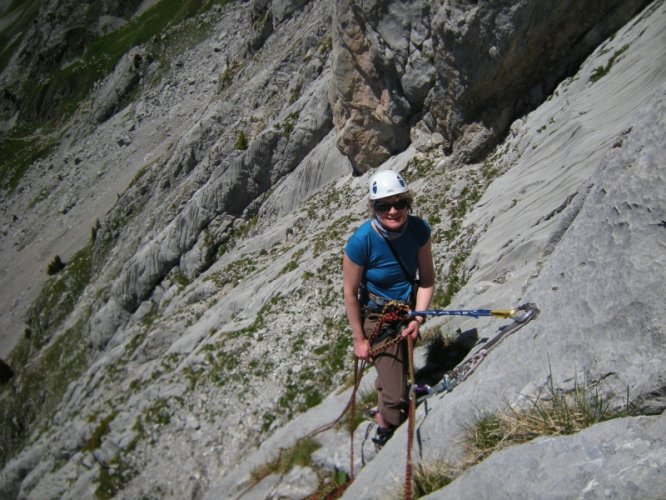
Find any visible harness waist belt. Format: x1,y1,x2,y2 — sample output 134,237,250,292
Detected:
367,292,390,308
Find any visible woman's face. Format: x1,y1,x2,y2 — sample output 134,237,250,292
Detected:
374,196,409,230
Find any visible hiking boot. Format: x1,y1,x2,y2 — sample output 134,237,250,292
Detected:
372,426,394,448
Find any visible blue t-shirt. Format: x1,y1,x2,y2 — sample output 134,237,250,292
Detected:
345,215,431,304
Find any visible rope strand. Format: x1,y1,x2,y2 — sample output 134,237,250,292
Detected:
405,335,416,500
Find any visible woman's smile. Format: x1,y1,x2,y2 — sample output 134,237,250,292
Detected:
376,197,408,230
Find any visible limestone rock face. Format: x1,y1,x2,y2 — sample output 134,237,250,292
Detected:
90,47,150,124
330,0,652,171
209,3,666,498
0,0,664,499
330,0,423,172
0,0,145,122
427,414,666,500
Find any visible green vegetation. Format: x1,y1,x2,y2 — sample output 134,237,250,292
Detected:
0,126,60,192
235,130,249,150
143,398,173,427
0,242,94,467
279,248,305,275
201,342,242,387
217,59,242,91
481,159,499,182
84,412,118,452
23,0,229,121
304,35,332,65
171,268,190,289
396,461,456,499
590,44,629,82
215,215,259,257
277,111,300,139
0,320,90,468
96,457,138,500
402,379,629,498
251,437,321,481
404,156,435,183
46,255,66,275
250,437,352,498
432,245,472,309
24,244,93,352
464,380,624,464
1,0,231,193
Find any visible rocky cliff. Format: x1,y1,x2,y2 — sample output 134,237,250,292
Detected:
0,0,664,499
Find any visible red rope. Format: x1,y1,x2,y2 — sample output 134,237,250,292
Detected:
405,335,416,500
349,356,360,480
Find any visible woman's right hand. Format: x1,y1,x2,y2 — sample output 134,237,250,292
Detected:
353,337,371,362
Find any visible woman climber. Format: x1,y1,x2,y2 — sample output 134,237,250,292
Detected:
342,169,435,447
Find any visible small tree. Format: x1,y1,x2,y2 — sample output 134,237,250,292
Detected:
47,255,66,275
235,130,248,150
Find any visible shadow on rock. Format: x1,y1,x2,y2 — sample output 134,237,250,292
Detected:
416,328,479,386
0,358,14,384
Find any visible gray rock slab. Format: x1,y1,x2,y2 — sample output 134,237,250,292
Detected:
424,414,666,500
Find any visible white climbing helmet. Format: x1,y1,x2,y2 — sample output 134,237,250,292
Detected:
368,170,409,200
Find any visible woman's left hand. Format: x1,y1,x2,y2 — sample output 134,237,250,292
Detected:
401,319,421,341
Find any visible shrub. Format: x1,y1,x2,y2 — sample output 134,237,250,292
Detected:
234,130,248,150
46,255,66,275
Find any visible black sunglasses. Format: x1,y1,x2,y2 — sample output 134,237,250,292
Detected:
374,199,409,212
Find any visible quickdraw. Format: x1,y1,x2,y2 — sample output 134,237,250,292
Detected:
415,302,540,402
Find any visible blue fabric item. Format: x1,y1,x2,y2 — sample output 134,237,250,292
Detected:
345,215,431,304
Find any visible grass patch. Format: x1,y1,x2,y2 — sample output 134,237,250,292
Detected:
84,412,118,451
0,126,59,193
0,241,94,468
464,377,626,466
95,456,138,500
465,379,627,466
590,44,629,82
276,111,300,139
402,376,629,498
249,437,353,498
21,0,229,122
392,460,457,499
24,244,93,350
404,156,435,183
251,437,321,482
0,320,90,468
